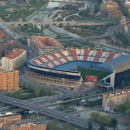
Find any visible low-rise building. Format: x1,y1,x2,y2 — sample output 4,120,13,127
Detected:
28,36,64,55
102,0,113,4
107,10,123,19
102,89,130,111
100,2,119,11
0,69,19,91
10,123,46,130
124,22,130,33
0,112,21,130
2,48,26,71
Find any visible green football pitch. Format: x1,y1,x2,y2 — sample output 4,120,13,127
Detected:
77,68,111,81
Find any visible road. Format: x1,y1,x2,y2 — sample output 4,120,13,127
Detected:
25,88,101,105
0,94,100,129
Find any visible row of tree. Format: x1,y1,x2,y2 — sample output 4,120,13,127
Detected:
117,97,130,116
90,112,117,128
6,86,56,100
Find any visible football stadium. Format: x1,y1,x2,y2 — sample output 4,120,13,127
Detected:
25,48,130,90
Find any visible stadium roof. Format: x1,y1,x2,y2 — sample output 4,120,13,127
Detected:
98,55,130,72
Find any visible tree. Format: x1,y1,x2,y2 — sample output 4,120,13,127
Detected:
124,109,130,116
79,8,90,17
62,122,73,130
88,122,92,130
111,118,117,127
117,103,127,113
120,5,129,16
34,87,40,97
94,4,100,14
48,118,59,130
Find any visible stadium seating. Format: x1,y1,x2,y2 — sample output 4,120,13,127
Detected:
31,48,121,68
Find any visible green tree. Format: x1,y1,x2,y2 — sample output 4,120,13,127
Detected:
79,8,90,17
120,5,129,16
117,103,127,113
124,109,130,116
111,118,117,127
48,118,59,130
94,4,100,14
34,87,40,97
62,122,73,130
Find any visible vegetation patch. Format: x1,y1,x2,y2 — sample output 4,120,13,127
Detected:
6,86,57,100
90,112,117,127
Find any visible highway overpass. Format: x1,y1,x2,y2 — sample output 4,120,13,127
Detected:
0,94,100,129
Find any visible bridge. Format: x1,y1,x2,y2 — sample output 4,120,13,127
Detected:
3,21,105,27
0,94,100,129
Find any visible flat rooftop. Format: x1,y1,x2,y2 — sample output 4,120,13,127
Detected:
105,89,130,97
0,112,19,118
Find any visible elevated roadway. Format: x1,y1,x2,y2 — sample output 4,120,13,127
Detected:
0,94,100,129
25,89,101,104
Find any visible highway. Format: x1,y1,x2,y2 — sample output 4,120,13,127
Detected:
25,88,101,104
0,94,100,129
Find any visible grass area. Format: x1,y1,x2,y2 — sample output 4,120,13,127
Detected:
77,68,110,81
30,1,47,8
56,17,63,21
18,23,43,35
115,32,129,46
0,1,47,22
64,25,110,37
0,40,5,44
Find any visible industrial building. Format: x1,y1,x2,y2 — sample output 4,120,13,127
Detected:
2,48,26,71
10,123,46,130
0,69,19,91
27,36,64,55
0,112,21,130
102,89,130,111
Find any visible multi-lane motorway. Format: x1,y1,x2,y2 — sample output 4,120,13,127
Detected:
0,94,100,129
25,88,101,104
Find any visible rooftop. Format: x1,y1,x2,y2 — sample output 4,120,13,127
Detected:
13,122,46,127
29,36,64,49
105,89,130,97
0,112,18,118
99,55,130,71
4,48,25,60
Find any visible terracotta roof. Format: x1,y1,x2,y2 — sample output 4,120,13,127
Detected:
29,36,64,49
4,48,25,60
126,22,130,27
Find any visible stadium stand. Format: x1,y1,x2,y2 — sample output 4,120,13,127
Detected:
26,48,129,90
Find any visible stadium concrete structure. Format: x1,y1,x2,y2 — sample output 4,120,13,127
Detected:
27,36,64,55
25,48,130,90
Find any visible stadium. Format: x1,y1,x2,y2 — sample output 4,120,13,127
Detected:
25,48,130,90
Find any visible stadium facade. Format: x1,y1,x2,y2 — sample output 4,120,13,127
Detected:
25,48,130,90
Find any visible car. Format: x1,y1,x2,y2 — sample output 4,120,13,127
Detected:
65,116,70,120
12,101,17,104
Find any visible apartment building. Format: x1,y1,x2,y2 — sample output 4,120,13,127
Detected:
0,70,19,91
0,112,21,130
100,2,119,11
107,10,123,19
2,48,26,71
10,123,46,130
102,89,130,111
28,36,64,55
